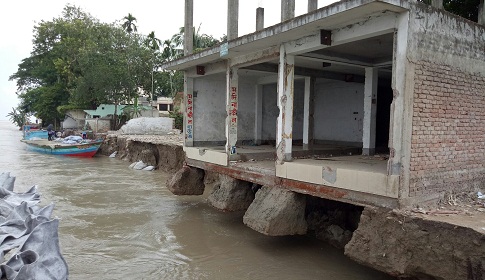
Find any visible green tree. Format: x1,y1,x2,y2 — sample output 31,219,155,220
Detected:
170,24,220,54
10,5,154,129
122,13,137,34
145,31,162,100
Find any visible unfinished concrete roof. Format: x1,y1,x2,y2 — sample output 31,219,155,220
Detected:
161,0,409,72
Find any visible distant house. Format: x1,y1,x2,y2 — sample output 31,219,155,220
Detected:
61,110,86,130
84,104,126,119
83,104,159,132
153,97,174,116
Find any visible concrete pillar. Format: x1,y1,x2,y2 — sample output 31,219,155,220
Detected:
227,0,239,40
184,0,193,55
388,12,410,181
308,0,318,12
276,44,295,162
362,67,378,156
256,7,264,31
208,175,255,211
184,73,194,147
254,84,263,145
225,66,239,159
281,0,295,22
430,0,443,9
479,0,485,25
243,186,307,236
303,77,315,150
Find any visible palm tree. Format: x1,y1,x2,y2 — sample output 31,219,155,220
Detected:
6,107,29,129
122,13,137,34
169,24,220,55
145,31,162,101
145,31,162,51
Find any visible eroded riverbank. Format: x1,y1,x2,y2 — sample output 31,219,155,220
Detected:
0,122,395,279
100,132,485,280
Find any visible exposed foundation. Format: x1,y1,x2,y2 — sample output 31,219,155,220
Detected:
100,136,485,280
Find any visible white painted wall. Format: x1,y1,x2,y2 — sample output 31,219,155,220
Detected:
193,75,226,142
192,73,259,143
237,77,257,141
314,79,365,144
262,84,278,140
261,80,305,141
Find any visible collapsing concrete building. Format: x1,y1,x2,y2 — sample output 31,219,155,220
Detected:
162,0,485,208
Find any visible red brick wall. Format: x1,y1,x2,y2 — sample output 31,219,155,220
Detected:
409,61,485,197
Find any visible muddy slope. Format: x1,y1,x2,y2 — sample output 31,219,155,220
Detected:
345,207,485,280
99,134,184,173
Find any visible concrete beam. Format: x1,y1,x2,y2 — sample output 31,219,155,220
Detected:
479,0,485,25
362,67,378,156
303,77,315,150
281,0,295,22
308,0,318,12
225,66,239,159
227,0,239,40
187,158,400,208
185,61,227,77
230,46,280,68
184,74,194,147
276,45,295,163
284,31,323,55
243,63,366,83
284,13,396,56
256,7,264,31
254,84,263,145
184,0,193,55
332,13,397,46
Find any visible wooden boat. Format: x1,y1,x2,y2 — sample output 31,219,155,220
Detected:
21,125,102,157
21,139,103,158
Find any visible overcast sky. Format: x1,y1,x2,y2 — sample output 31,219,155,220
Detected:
0,0,336,121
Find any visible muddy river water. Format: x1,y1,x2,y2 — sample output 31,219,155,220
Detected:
0,121,393,280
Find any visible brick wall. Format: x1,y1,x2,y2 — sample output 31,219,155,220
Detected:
409,61,485,197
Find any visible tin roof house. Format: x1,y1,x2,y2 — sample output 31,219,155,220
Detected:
161,0,485,208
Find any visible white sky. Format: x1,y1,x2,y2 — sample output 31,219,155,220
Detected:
0,0,336,120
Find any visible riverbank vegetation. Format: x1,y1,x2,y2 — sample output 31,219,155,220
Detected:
9,5,220,129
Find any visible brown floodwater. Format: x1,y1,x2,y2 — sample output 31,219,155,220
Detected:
0,120,394,280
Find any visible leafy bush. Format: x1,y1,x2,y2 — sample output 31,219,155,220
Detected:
169,109,183,131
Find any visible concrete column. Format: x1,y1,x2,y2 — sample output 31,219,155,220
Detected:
276,44,295,162
243,186,307,236
281,0,295,22
256,7,264,31
184,73,194,147
227,0,239,40
308,0,318,12
184,0,193,55
208,175,254,211
362,67,378,156
303,77,315,150
479,0,485,25
430,0,443,9
225,65,239,159
254,84,263,145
